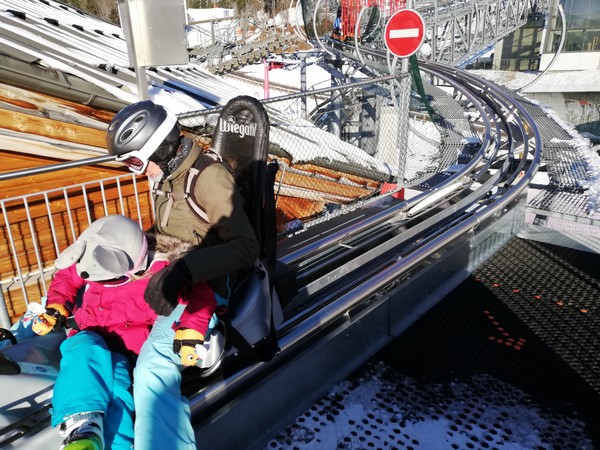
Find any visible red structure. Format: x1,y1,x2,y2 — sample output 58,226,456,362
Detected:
336,0,407,41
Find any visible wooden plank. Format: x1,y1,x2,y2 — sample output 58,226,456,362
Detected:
0,150,134,199
0,109,107,148
0,133,110,161
275,170,373,199
292,162,383,189
276,196,325,224
0,82,114,127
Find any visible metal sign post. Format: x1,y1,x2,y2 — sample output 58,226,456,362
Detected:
117,0,148,100
117,0,189,101
384,3,425,184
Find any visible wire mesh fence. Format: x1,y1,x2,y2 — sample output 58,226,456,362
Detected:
0,71,448,325
179,72,440,233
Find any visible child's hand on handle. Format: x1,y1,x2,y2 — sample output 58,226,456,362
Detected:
173,328,207,366
31,303,70,336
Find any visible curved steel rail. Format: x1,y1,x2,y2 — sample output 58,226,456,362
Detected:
187,61,543,439
2,62,542,449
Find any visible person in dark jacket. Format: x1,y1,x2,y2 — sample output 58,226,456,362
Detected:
106,100,259,450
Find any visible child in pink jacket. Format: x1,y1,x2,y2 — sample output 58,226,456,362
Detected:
32,215,215,450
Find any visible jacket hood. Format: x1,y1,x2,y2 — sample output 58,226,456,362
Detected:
148,233,195,263
55,215,148,281
164,133,203,181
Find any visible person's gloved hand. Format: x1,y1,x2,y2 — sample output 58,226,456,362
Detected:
173,328,207,367
144,260,192,316
31,303,70,336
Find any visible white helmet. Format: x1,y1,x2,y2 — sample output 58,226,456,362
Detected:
55,215,148,282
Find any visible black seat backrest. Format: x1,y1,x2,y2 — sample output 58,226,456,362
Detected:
210,96,272,261
211,96,298,311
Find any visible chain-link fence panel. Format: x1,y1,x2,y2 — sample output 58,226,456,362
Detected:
179,72,443,236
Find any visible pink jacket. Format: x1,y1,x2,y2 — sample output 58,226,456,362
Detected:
47,259,216,355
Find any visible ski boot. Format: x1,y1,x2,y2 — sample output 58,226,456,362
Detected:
59,412,104,450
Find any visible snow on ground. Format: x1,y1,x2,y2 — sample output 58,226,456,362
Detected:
405,119,442,181
234,58,332,94
271,6,304,28
149,86,212,115
266,361,592,450
186,8,237,49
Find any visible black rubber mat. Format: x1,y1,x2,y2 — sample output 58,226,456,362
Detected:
268,237,600,449
370,236,600,448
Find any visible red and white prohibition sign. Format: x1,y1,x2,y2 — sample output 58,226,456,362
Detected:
384,9,425,58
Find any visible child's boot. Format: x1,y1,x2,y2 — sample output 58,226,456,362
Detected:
58,411,104,450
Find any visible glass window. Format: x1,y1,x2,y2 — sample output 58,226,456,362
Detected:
583,30,600,50
563,0,600,29
546,0,600,52
553,32,563,52
565,29,584,51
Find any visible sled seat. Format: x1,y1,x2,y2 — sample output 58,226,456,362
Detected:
188,96,297,375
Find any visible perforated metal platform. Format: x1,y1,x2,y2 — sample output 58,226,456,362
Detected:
486,80,600,227
267,237,600,449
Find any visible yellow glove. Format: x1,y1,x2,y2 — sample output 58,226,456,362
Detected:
173,328,206,367
32,303,70,336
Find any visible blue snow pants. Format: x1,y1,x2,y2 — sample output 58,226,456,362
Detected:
51,330,134,450
133,304,197,450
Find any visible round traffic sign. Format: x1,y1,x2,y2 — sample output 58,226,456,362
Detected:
384,9,425,58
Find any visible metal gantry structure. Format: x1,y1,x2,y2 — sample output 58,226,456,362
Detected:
306,0,549,66
420,0,548,65
187,0,550,73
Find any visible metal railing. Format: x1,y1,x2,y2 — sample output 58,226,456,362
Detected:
0,171,152,327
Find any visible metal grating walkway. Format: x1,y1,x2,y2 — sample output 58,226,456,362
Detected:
529,188,593,218
408,82,477,187
501,85,600,225
268,237,600,449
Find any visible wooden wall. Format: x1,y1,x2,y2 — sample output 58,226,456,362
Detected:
0,150,153,323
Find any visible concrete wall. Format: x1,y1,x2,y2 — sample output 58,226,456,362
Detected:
540,53,600,71
527,91,600,139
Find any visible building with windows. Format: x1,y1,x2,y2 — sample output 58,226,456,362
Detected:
488,0,600,138
540,0,600,71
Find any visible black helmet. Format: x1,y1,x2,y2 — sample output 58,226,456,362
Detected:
106,100,181,173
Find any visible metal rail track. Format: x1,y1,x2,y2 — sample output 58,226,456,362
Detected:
1,63,542,449
188,61,543,448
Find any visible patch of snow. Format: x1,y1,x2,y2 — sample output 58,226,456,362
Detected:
272,7,304,27
267,362,593,450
